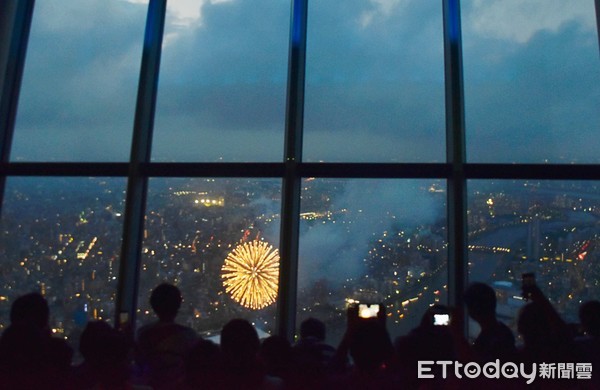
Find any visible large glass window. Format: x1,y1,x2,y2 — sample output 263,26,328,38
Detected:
152,0,289,162
303,0,446,162
467,180,600,337
298,179,447,343
1,0,599,345
11,0,146,162
0,177,126,340
462,0,600,163
138,178,282,338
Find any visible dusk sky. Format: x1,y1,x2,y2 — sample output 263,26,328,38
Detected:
9,0,600,163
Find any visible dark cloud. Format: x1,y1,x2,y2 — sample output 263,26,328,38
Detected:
303,0,446,162
464,18,600,163
12,0,147,161
7,0,599,164
152,0,289,161
303,82,445,162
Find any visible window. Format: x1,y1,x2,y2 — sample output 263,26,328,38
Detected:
0,177,125,335
304,0,445,162
152,0,289,162
462,0,600,163
11,0,146,162
298,179,447,343
468,180,600,335
138,178,281,336
0,0,598,343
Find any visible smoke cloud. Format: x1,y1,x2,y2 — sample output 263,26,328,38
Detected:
297,179,444,289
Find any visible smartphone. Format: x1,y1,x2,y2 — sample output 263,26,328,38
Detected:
433,313,450,326
522,272,535,299
358,303,380,319
522,272,535,287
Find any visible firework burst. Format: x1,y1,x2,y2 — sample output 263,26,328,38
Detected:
221,240,280,310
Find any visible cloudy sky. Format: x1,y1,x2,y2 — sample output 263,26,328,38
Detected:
9,0,600,163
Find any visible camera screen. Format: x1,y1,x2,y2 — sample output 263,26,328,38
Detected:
358,304,380,318
433,313,450,326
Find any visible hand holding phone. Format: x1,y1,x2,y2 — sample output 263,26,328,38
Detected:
522,272,535,299
433,313,450,326
358,303,380,319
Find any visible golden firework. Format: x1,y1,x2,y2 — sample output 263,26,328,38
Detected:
221,240,280,310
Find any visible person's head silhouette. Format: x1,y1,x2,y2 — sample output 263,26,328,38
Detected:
300,317,326,341
79,320,113,365
464,282,496,323
10,292,49,331
150,283,182,322
221,319,260,368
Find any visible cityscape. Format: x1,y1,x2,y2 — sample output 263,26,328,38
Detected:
0,6,597,387
1,178,599,347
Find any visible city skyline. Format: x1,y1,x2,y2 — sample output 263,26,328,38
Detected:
1,177,599,344
1,0,599,348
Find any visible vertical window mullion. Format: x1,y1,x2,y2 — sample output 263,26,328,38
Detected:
595,0,600,54
115,0,166,333
443,0,468,324
278,0,308,341
0,0,34,214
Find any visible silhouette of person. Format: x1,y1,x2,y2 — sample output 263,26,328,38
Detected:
220,318,282,389
9,292,51,334
73,320,147,389
348,320,394,372
72,320,113,388
517,283,575,361
293,317,336,371
394,304,457,389
183,338,224,389
464,282,516,362
136,283,198,389
0,321,49,388
0,292,73,389
259,335,293,384
514,283,582,389
329,304,397,389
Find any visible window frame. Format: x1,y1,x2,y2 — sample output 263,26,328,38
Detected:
0,0,599,340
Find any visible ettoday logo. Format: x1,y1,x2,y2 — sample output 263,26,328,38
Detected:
418,360,536,384
418,360,593,384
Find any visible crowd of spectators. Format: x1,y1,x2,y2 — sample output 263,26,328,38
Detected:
0,282,598,389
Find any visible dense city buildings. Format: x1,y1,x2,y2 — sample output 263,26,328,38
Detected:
2,178,599,345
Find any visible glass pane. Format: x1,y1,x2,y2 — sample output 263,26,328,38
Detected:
0,177,125,341
11,0,146,162
139,178,282,339
463,0,600,163
467,180,600,338
152,0,289,162
303,1,445,162
298,179,447,344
